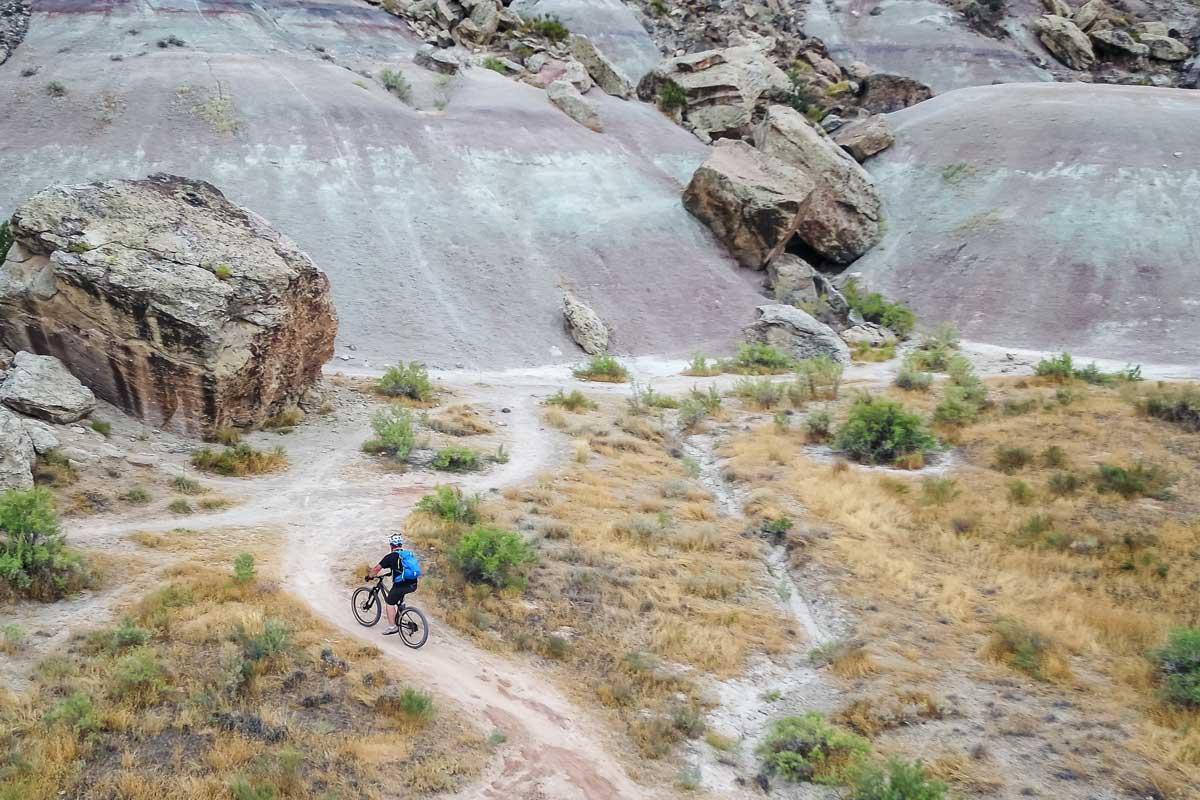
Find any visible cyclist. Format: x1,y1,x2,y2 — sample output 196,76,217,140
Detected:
367,533,420,636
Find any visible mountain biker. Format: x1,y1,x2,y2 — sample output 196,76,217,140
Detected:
368,533,419,636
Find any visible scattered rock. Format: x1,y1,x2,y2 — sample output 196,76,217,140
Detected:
1033,15,1096,69
546,79,602,132
0,351,96,424
1041,0,1072,17
20,418,59,455
682,139,815,269
0,348,12,369
832,114,894,162
1140,33,1189,62
765,254,819,305
0,406,35,490
840,322,897,347
744,304,850,364
1089,26,1149,58
561,291,609,354
0,174,337,437
569,34,633,98
1072,0,1110,31
125,452,160,467
457,0,500,44
415,45,463,74
754,105,883,265
858,73,933,114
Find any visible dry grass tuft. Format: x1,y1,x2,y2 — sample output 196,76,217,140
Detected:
427,404,494,436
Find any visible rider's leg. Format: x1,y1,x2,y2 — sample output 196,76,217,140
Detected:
385,602,398,627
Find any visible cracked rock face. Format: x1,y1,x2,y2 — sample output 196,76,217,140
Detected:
0,174,337,436
0,406,35,491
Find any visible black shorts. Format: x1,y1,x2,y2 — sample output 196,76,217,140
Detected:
386,579,418,606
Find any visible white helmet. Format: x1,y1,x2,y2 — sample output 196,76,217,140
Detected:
389,533,404,548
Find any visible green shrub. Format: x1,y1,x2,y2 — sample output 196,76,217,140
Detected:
805,410,832,442
362,407,415,461
726,343,795,375
379,68,412,102
240,619,290,663
640,386,679,409
894,359,933,392
0,487,83,600
1046,471,1083,497
0,220,12,263
119,486,151,505
432,446,482,472
545,389,596,411
45,80,67,97
1139,385,1200,431
191,444,287,476
45,691,100,735
1151,627,1200,707
1035,353,1140,384
398,687,435,719
658,80,687,111
1007,479,1035,505
90,419,112,437
523,14,569,41
231,779,276,800
415,485,480,523
794,356,843,400
835,396,937,465
932,356,987,425
451,526,536,588
167,498,193,515
849,759,947,800
843,280,915,337
1002,397,1036,416
1035,352,1074,380
482,57,507,73
172,475,206,495
112,648,165,703
920,477,958,506
850,341,895,363
679,385,722,429
573,354,629,382
377,361,433,401
233,553,256,584
1040,445,1068,468
992,446,1032,474
909,324,959,372
733,377,785,409
1094,462,1174,500
213,264,233,280
107,617,150,651
682,354,721,377
986,619,1053,679
757,712,869,784
783,67,819,115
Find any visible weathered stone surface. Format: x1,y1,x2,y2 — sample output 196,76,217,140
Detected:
858,73,933,114
0,406,35,490
754,105,883,265
569,34,632,98
765,254,818,305
562,291,609,354
1033,15,1096,69
415,45,462,74
1089,26,1149,57
464,0,500,43
1041,0,1072,17
0,352,96,423
547,80,602,132
1141,33,1189,61
1072,0,1110,31
744,304,850,365
636,45,790,141
840,322,897,347
0,174,337,436
682,140,816,270
21,418,59,455
1134,21,1170,37
832,114,894,162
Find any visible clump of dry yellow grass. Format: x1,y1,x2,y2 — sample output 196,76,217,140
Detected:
426,404,493,436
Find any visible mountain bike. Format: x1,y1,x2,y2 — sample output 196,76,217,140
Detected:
352,574,429,649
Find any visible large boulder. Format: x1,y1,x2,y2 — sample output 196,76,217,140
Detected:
546,80,602,132
744,305,850,365
1141,34,1190,61
1032,15,1096,69
637,46,792,142
0,175,337,437
0,406,35,491
833,115,895,162
569,34,633,98
754,106,883,265
682,140,816,270
1089,26,1150,58
765,254,819,306
0,352,96,424
858,74,933,114
562,291,609,354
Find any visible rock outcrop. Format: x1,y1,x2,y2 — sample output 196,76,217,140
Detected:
765,254,819,305
1089,25,1149,57
0,175,337,437
636,45,791,141
744,304,850,365
1141,33,1190,61
0,406,35,490
562,291,609,354
546,80,602,132
858,74,933,114
1033,15,1096,69
754,105,882,265
569,34,633,98
833,115,894,162
682,140,815,269
0,351,95,424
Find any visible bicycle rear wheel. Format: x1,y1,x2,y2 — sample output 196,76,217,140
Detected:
398,606,429,649
352,587,382,627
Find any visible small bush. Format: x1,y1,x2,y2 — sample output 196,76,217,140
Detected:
233,553,256,584
682,354,721,377
920,478,958,506
432,446,482,472
191,444,287,476
805,409,833,442
1151,627,1200,707
523,14,569,42
377,361,433,401
835,396,937,465
209,426,242,445
1047,471,1083,497
416,485,480,524
362,407,415,461
843,280,915,337
909,324,959,372
545,389,596,411
658,80,687,111
90,419,112,437
726,343,795,375
0,487,83,600
1040,445,1068,468
112,648,165,704
794,356,844,400
262,407,303,430
482,56,507,73
733,377,785,409
119,486,151,505
213,264,232,280
1002,397,1036,416
45,80,67,97
398,687,435,720
1094,462,1174,500
1035,352,1074,380
849,759,947,800
45,691,100,735
379,68,412,102
1007,480,1035,505
451,526,536,588
894,360,933,392
984,619,1059,680
757,712,870,784
850,341,895,363
992,446,1032,474
1139,385,1200,432
167,498,193,515
573,354,629,382
172,475,206,495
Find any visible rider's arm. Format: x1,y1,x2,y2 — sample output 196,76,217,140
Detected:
368,563,382,578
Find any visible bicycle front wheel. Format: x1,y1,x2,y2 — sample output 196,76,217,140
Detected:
399,606,429,649
352,587,382,627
